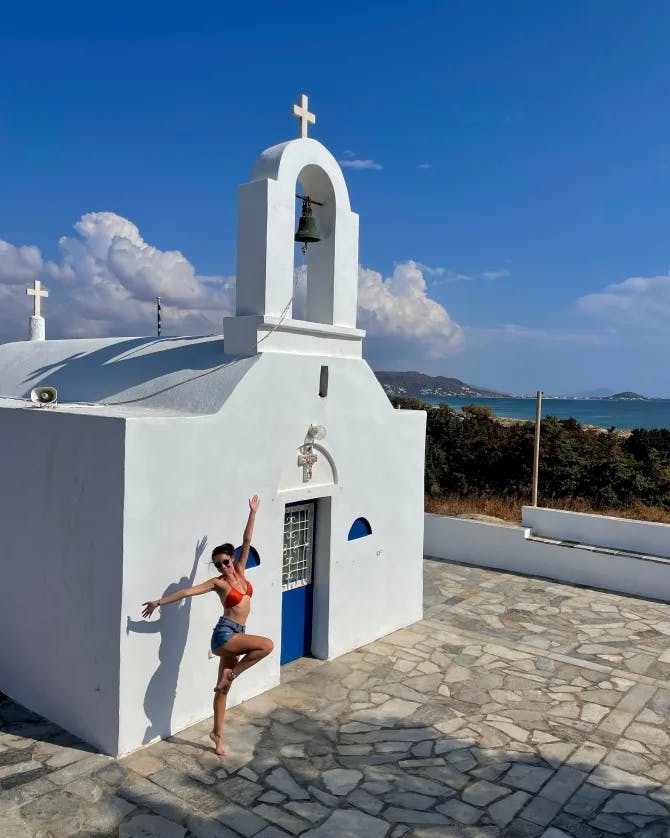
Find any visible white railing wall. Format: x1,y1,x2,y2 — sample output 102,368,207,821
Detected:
424,511,670,603
521,506,670,559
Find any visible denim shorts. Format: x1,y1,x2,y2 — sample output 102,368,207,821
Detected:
211,616,245,653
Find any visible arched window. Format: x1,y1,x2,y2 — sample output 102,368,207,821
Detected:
348,517,372,541
234,545,261,568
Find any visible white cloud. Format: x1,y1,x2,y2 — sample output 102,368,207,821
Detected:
419,264,510,284
357,260,463,360
0,241,44,285
417,163,432,170
0,212,234,341
480,269,510,281
0,217,462,363
291,259,462,360
576,273,670,331
338,158,383,171
414,262,446,277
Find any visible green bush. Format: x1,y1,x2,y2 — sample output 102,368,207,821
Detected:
399,398,670,511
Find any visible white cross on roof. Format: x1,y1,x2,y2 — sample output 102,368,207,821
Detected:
27,279,48,318
292,93,316,139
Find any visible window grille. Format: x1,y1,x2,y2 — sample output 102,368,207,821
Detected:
282,503,314,590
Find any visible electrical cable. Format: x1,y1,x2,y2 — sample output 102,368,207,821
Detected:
102,294,294,406
0,286,300,408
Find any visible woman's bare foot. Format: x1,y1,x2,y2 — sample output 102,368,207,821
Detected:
208,731,226,756
214,668,235,695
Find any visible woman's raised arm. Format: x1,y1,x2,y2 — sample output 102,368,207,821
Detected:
236,495,260,573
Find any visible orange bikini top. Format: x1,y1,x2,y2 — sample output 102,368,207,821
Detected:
223,579,253,609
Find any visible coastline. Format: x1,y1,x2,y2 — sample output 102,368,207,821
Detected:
493,414,632,437
419,395,670,431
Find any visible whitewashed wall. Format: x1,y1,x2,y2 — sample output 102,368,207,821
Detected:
522,506,670,558
424,513,670,603
118,354,425,755
0,409,124,755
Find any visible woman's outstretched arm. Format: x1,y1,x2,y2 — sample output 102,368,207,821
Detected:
142,578,220,618
236,495,260,574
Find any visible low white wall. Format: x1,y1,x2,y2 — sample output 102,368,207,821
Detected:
424,513,670,603
522,506,670,558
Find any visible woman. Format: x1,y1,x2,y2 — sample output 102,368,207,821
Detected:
142,495,273,755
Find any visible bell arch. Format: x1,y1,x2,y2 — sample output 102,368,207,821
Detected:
235,138,359,330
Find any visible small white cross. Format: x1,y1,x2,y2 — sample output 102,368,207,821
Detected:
292,93,316,139
298,445,318,482
27,279,48,318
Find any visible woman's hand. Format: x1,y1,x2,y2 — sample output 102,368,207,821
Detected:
142,600,160,618
249,494,260,513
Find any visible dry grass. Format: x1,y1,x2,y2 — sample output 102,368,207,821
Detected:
425,493,670,525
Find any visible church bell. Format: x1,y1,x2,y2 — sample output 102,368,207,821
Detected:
294,196,321,244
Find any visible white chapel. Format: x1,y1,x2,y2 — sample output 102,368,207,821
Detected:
0,97,426,756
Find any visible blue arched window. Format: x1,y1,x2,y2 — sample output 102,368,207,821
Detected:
348,517,372,541
234,545,261,568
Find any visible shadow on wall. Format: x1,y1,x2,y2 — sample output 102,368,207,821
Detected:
126,535,209,745
21,337,229,403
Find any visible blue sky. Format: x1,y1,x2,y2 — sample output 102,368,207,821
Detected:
2,1,670,396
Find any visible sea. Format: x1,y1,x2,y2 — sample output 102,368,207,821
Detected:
420,396,670,431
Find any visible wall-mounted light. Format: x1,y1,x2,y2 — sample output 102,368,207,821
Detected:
307,424,327,441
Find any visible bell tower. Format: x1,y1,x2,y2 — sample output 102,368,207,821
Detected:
223,95,365,359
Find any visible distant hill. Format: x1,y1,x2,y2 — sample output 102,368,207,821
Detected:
601,391,648,400
374,371,508,399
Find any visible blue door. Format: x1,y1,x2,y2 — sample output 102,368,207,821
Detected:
281,502,315,664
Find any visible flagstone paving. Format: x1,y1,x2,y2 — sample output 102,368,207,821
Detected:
4,558,670,836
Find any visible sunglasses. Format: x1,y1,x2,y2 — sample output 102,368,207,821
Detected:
214,558,232,570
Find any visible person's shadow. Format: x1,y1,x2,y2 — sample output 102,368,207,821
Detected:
127,535,208,744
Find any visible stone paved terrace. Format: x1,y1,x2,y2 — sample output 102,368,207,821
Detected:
3,558,670,837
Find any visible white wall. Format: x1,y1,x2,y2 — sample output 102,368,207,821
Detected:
324,401,425,659
522,506,670,558
425,513,670,603
119,410,282,755
118,354,425,755
0,408,124,755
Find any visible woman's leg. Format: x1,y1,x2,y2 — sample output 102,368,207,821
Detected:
217,634,274,691
213,648,237,693
211,652,237,755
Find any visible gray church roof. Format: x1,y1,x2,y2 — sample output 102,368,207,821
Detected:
0,335,258,417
